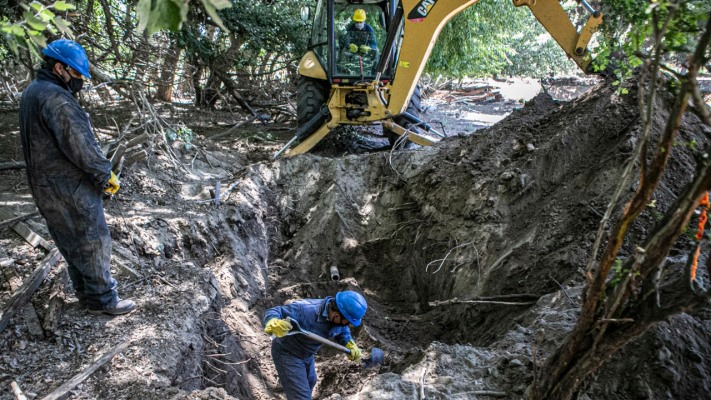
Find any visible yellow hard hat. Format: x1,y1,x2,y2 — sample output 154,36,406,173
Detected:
353,9,366,22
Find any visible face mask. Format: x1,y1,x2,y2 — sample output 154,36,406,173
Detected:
67,77,84,94
355,22,365,30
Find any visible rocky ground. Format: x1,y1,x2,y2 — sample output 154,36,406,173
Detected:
1,76,710,400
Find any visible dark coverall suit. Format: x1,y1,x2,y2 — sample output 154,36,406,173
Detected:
264,297,353,400
19,68,117,308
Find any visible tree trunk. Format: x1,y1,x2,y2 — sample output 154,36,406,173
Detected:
155,45,182,102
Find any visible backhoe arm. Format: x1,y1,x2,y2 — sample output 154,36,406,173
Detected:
513,0,603,72
279,0,604,158
386,0,603,116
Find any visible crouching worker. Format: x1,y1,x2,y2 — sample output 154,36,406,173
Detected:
263,290,367,400
19,39,135,315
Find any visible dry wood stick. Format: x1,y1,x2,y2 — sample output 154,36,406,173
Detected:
0,210,51,251
114,155,125,178
453,390,507,398
208,116,256,141
41,340,131,400
429,299,536,306
109,143,126,171
0,248,60,334
428,295,538,307
124,150,148,165
124,132,150,148
11,380,28,400
0,161,26,171
0,211,40,230
5,262,45,339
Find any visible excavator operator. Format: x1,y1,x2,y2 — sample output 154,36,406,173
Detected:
343,9,378,57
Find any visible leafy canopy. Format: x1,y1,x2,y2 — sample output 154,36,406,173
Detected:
427,0,581,78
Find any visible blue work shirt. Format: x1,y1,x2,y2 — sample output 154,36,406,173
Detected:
264,297,353,359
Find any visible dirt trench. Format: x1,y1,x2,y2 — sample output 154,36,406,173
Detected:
176,80,711,399
2,79,711,400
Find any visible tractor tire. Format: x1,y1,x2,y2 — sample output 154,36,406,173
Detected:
386,84,423,147
297,76,329,134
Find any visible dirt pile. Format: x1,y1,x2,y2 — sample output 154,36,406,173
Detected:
1,78,711,400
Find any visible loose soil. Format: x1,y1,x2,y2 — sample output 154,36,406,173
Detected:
1,77,710,400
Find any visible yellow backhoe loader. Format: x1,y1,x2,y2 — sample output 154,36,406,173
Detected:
274,0,603,158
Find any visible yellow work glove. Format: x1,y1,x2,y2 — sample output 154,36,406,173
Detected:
345,340,361,362
349,43,358,53
104,171,120,195
264,318,293,338
359,45,371,54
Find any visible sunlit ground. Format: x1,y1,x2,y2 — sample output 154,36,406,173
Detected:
424,78,543,135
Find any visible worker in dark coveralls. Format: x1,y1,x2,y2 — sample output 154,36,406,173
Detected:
19,39,135,315
263,290,367,400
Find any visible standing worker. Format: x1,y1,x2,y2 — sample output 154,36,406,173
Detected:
19,39,136,315
264,290,367,400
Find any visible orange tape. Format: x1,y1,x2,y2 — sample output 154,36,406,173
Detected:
691,192,709,281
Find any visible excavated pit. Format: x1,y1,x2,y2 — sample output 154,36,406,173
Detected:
2,78,711,400
184,80,710,399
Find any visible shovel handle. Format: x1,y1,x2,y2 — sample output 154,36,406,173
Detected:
285,318,383,369
286,317,351,354
301,330,351,353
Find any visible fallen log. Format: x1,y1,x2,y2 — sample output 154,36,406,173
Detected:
0,248,60,334
41,340,131,400
0,211,40,231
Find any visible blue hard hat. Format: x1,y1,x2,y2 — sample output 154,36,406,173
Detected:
42,39,91,79
335,291,367,327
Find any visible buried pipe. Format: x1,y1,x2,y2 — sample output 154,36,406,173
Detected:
330,265,340,281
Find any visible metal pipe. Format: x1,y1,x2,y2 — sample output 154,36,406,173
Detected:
579,0,595,14
330,265,340,281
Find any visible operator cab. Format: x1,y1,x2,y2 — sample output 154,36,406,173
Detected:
306,0,400,84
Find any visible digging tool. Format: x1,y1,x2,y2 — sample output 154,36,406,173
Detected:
285,317,384,368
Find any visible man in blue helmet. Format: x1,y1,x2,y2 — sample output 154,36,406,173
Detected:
19,39,135,315
263,290,367,400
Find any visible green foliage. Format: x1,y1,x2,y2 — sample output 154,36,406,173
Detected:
427,0,578,78
137,0,231,35
594,0,711,80
0,1,76,58
166,124,195,150
646,199,664,221
178,0,310,72
137,0,188,35
199,0,232,32
609,258,640,288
